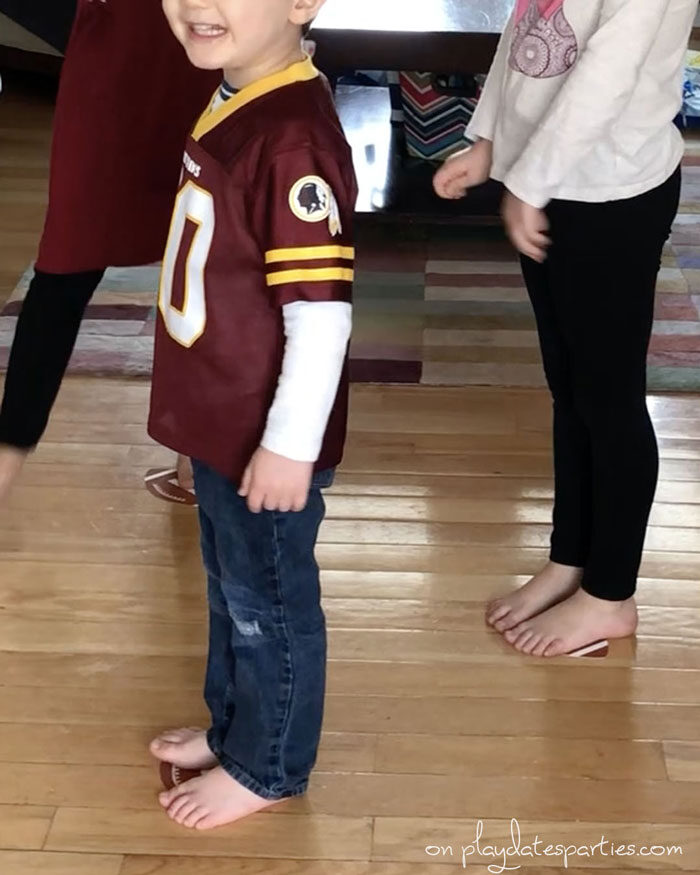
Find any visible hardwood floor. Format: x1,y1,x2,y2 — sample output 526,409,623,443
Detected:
1,71,700,875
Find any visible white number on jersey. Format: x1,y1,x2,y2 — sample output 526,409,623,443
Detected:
158,181,215,348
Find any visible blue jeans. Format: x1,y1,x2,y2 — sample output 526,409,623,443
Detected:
192,459,333,800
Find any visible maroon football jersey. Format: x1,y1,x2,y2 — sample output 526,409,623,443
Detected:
148,56,358,484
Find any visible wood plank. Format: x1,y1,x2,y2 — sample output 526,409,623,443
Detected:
0,805,55,851
4,651,700,705
373,735,666,780
0,723,374,773
0,686,209,728
4,508,700,557
0,617,207,655
305,773,700,823
3,615,700,667
13,461,700,506
1,564,699,609
0,764,160,809
663,742,700,782
46,809,372,860
6,685,700,741
323,696,700,742
0,852,123,875
318,543,700,583
329,661,700,705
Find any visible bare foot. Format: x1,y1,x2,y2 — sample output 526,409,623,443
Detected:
503,588,638,657
486,561,583,632
149,727,218,771
176,454,194,491
0,445,28,503
159,765,282,830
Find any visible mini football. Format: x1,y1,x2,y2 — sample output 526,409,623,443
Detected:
159,760,205,790
145,468,198,507
567,639,609,659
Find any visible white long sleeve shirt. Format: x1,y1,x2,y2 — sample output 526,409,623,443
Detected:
262,301,352,462
467,0,698,208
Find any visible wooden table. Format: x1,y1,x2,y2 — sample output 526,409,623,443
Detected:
312,0,512,75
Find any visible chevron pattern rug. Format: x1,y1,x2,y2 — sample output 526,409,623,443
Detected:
398,72,480,162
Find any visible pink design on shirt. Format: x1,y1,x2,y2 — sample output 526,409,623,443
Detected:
515,0,565,23
510,0,578,79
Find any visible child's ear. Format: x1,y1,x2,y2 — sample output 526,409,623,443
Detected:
290,0,326,28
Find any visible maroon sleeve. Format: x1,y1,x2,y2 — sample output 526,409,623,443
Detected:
257,147,356,306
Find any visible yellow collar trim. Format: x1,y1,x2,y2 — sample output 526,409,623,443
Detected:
192,54,319,142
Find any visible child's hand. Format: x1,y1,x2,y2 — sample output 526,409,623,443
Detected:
433,139,493,200
502,191,551,263
239,447,314,514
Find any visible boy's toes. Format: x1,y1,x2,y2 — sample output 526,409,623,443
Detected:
167,794,193,822
150,738,173,756
174,801,199,826
183,806,208,829
195,813,220,831
159,787,181,808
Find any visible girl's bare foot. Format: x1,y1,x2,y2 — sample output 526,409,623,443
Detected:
503,588,638,657
0,445,28,503
159,766,283,830
176,454,194,490
149,727,218,771
486,561,583,632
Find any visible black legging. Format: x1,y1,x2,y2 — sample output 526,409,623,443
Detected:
0,268,104,448
522,167,681,601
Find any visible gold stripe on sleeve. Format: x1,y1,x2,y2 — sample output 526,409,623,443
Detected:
265,246,355,264
266,267,355,287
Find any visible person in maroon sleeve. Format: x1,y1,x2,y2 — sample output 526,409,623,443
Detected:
146,0,357,831
0,0,219,498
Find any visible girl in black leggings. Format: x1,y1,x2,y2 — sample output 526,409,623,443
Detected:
434,0,696,656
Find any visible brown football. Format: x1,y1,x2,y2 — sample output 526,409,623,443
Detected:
159,761,205,790
144,468,198,507
567,639,609,659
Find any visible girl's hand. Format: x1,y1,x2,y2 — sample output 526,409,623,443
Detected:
502,191,551,263
433,139,493,200
239,447,314,514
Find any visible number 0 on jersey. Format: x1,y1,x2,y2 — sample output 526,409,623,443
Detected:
158,181,215,348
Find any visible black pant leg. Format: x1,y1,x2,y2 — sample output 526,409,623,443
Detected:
0,268,105,449
545,242,660,600
521,256,593,568
545,169,680,600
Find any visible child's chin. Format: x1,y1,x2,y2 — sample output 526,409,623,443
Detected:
184,45,230,71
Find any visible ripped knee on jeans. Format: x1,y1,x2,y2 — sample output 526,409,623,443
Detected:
231,615,263,637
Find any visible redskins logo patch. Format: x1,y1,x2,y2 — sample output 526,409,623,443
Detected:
289,176,342,236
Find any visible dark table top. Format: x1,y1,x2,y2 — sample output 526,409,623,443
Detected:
312,0,512,74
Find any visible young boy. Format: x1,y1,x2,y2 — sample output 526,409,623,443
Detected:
147,0,356,830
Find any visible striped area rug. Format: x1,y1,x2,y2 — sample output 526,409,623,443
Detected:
3,165,700,389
